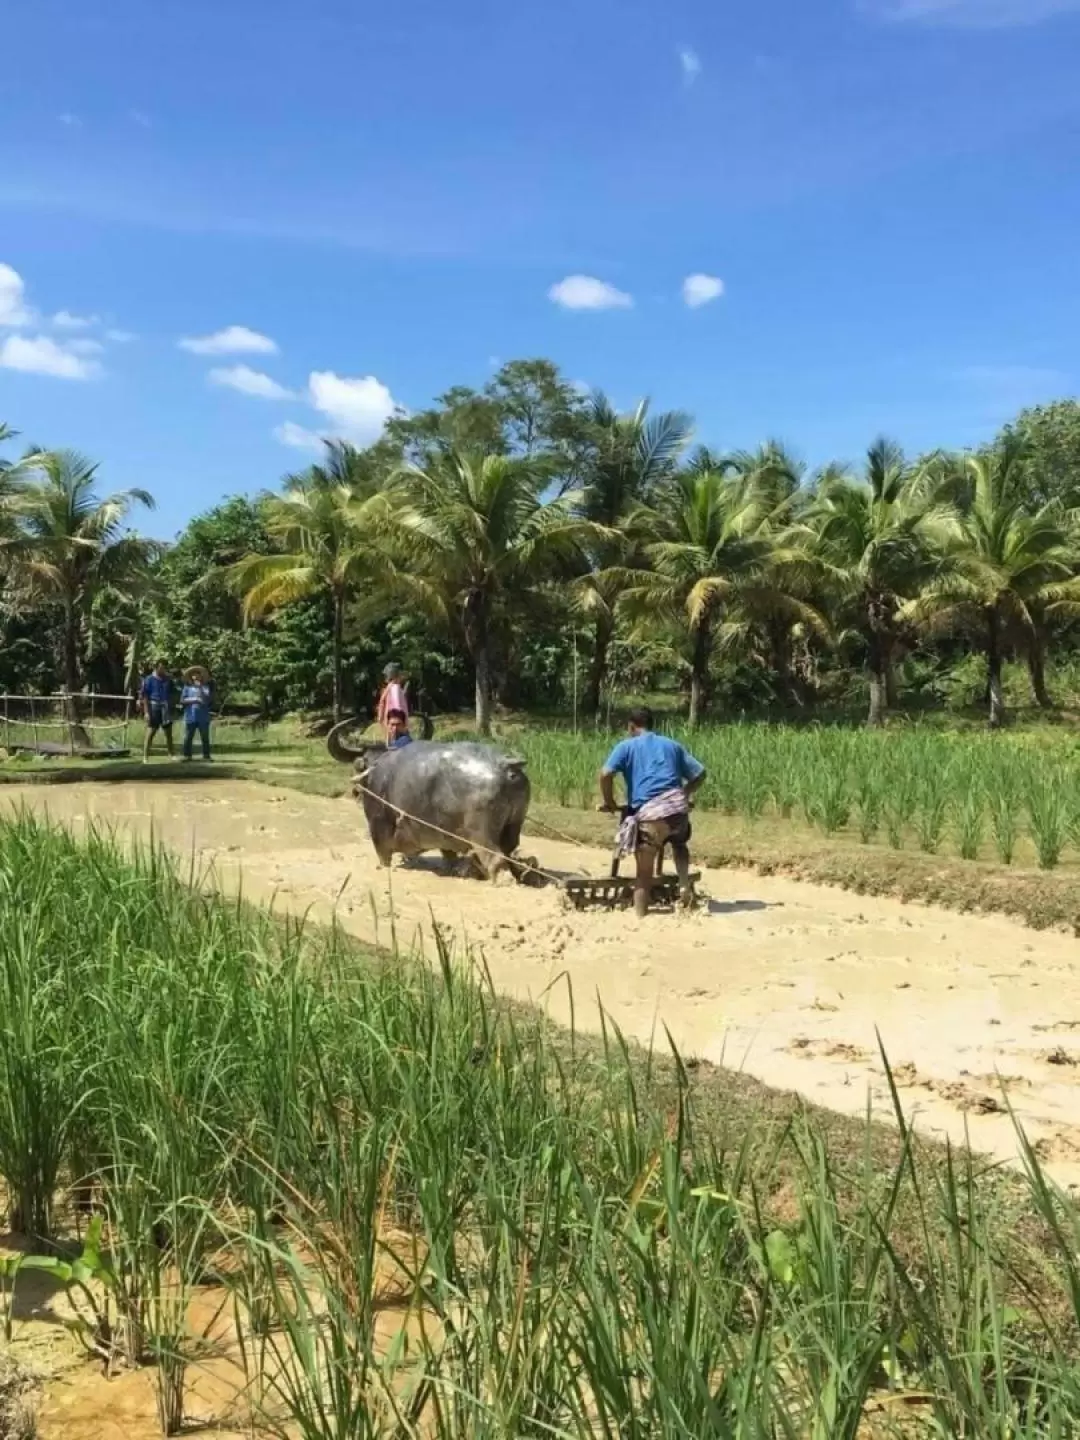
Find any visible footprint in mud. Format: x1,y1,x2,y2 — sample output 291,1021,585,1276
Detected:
1041,1047,1080,1069
1033,1130,1080,1166
787,1037,869,1064
928,1080,1005,1115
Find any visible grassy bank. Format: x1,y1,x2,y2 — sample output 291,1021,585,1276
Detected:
1,813,1080,1435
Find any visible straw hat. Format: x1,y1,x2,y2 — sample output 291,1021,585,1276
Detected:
183,665,210,684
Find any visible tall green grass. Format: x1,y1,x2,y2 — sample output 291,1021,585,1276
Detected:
516,723,1080,869
0,812,1079,1435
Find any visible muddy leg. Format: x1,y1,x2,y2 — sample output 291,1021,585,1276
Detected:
367,816,396,868
440,849,459,873
633,845,656,918
671,840,693,907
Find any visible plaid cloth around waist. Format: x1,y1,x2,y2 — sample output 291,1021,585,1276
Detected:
614,787,689,857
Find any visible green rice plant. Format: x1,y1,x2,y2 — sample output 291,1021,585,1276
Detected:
915,779,949,855
990,792,1018,866
884,768,917,850
5,810,1080,1437
1027,776,1070,870
957,786,985,861
854,768,883,844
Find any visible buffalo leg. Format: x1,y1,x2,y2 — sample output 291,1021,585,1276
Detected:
367,816,396,868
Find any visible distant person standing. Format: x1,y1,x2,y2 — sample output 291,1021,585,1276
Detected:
141,659,175,760
376,662,409,740
180,666,213,762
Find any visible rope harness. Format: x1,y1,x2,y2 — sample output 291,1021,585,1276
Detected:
348,772,575,888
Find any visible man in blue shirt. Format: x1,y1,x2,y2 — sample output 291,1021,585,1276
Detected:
180,666,213,761
386,709,413,749
140,659,175,760
599,706,706,916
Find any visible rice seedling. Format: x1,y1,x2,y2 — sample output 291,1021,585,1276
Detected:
915,777,949,855
1027,774,1070,870
957,786,986,862
515,722,1080,870
2,811,1080,1437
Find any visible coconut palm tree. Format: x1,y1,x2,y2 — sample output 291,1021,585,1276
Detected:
574,395,693,716
229,440,390,722
805,439,947,726
6,451,156,716
617,467,820,726
384,448,603,735
905,437,1080,728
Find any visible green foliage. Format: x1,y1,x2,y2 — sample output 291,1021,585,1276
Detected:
7,369,1080,732
516,721,1080,866
2,815,1080,1434
1001,397,1080,510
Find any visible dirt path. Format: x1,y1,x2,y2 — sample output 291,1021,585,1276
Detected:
7,778,1080,1191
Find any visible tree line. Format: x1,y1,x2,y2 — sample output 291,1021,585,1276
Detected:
2,365,1080,734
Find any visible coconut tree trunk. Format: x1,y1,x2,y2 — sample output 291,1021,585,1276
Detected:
61,596,92,750
688,620,711,729
1027,630,1053,709
866,635,887,728
884,653,898,710
464,589,493,737
584,613,613,719
331,589,345,723
473,641,493,736
768,618,795,708
987,611,1005,729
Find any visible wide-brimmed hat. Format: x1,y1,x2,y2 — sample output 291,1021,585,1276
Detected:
183,665,210,684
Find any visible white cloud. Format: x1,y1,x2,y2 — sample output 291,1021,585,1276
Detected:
0,264,32,327
67,338,105,355
308,371,397,443
548,275,633,311
274,421,326,452
209,364,293,399
0,334,100,380
178,325,278,356
58,112,81,127
130,109,152,128
860,0,1080,24
682,273,725,308
52,309,99,330
678,46,702,86
106,328,136,343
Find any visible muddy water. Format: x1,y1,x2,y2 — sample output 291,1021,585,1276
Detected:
6,779,1080,1193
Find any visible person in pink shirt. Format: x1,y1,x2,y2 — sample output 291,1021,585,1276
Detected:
376,661,409,739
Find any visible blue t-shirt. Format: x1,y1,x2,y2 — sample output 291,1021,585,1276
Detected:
388,732,413,749
142,673,172,709
602,731,704,810
180,683,211,724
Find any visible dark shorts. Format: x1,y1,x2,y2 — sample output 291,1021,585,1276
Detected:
637,812,691,852
146,704,172,732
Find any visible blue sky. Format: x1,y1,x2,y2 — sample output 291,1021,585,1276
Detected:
1,0,1078,538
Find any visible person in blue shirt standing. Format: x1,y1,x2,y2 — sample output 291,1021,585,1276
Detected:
385,709,413,749
180,665,213,762
598,706,706,917
140,659,175,760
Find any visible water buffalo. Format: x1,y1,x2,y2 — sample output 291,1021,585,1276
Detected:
327,723,535,882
